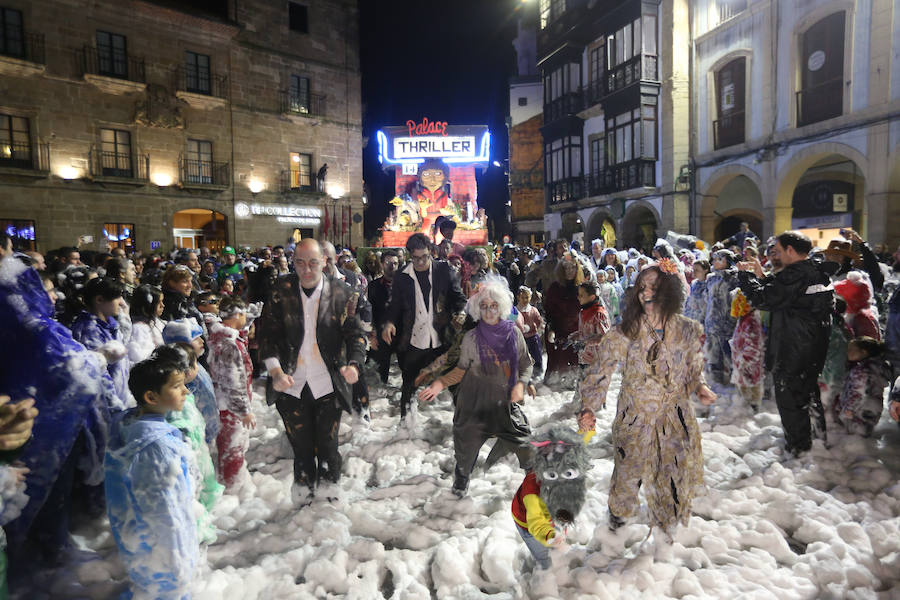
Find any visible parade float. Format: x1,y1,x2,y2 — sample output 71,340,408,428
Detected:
376,118,491,247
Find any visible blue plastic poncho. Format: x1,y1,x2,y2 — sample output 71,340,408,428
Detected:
105,410,198,600
0,257,114,545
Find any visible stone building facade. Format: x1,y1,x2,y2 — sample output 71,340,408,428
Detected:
0,0,362,253
692,0,900,249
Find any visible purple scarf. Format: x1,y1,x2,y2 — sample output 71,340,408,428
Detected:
475,318,519,390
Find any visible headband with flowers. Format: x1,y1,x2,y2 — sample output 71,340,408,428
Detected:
657,257,679,275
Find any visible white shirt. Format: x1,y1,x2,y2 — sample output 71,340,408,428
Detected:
264,277,334,399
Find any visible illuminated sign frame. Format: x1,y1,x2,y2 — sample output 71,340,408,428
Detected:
376,124,491,167
234,202,322,226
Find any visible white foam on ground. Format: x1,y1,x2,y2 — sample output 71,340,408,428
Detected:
16,368,900,599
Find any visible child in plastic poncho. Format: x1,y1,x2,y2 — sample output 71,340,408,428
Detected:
729,289,765,413
154,344,223,544
105,357,198,600
835,337,893,437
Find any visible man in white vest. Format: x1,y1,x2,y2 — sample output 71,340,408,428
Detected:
382,233,466,424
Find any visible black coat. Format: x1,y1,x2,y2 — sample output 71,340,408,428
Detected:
367,276,393,330
737,259,834,375
257,274,367,410
161,287,205,334
385,260,466,351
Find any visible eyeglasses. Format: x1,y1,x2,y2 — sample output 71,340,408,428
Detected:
479,302,500,312
411,253,430,264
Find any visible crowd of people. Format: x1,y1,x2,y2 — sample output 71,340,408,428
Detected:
1,220,900,595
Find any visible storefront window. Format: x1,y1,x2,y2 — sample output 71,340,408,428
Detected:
104,222,135,249
2,218,35,250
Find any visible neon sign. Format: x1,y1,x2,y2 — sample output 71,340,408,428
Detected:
406,118,448,136
376,125,491,166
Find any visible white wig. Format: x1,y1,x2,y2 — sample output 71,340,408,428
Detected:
465,275,515,322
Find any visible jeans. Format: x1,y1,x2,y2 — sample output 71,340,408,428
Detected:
525,334,543,375
516,524,551,570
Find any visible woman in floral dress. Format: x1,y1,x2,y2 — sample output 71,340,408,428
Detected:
578,260,716,533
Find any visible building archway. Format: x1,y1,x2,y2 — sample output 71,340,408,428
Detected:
621,204,658,253
699,165,765,242
775,143,867,246
172,209,228,251
560,212,584,244
586,210,617,248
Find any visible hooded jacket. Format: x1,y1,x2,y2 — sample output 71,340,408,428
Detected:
737,259,834,374
0,258,114,546
104,410,197,600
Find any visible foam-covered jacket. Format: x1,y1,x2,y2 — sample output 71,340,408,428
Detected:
126,317,166,363
684,279,708,324
71,310,131,410
207,320,252,416
737,259,834,374
836,356,893,429
0,258,113,545
704,268,739,338
105,410,197,600
187,364,219,443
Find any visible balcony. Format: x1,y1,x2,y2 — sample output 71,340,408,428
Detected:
280,169,320,194
79,46,146,94
548,176,585,205
544,91,583,123
796,78,843,127
89,148,149,184
173,66,229,109
713,110,745,150
717,0,747,25
605,54,657,96
0,141,49,176
180,159,229,189
280,91,326,118
0,32,46,77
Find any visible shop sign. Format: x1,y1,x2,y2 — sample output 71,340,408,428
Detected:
376,124,491,165
235,202,321,222
833,193,848,212
394,136,476,159
150,241,161,250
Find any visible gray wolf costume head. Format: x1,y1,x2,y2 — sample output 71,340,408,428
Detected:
530,424,588,525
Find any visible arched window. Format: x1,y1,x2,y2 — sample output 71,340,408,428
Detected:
797,12,845,126
714,57,745,149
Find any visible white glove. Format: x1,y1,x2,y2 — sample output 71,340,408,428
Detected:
245,301,263,320
523,324,531,334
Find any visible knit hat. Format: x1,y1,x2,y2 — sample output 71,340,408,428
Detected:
162,319,203,344
834,271,871,314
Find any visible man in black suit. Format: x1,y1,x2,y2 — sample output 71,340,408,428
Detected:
382,233,466,423
367,249,400,383
257,239,366,497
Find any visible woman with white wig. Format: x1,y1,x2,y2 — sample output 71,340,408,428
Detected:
419,275,534,497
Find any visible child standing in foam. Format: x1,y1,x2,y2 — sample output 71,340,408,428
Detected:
104,356,198,600
153,344,223,544
163,319,220,446
729,289,765,412
127,284,167,363
835,336,893,437
835,271,882,340
207,296,256,488
573,281,610,366
516,286,545,378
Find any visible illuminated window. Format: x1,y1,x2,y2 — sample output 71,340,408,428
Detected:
103,222,134,249
539,0,550,29
289,75,310,113
0,114,31,169
2,218,35,251
185,139,213,184
99,128,132,177
289,152,312,190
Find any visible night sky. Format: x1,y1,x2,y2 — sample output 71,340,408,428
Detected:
359,0,524,240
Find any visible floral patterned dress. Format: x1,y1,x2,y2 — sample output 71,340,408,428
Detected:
581,314,706,532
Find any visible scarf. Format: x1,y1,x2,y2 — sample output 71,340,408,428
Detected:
475,318,518,390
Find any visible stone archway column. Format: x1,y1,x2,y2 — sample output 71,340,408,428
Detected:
700,209,717,244
864,191,891,246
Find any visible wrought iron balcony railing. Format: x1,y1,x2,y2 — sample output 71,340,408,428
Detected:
0,140,49,171
181,158,229,186
0,31,45,64
280,169,316,193
80,45,145,82
713,110,745,150
173,66,228,99
280,91,326,117
89,147,149,180
796,78,843,127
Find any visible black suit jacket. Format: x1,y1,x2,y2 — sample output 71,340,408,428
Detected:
257,274,366,410
385,260,466,351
